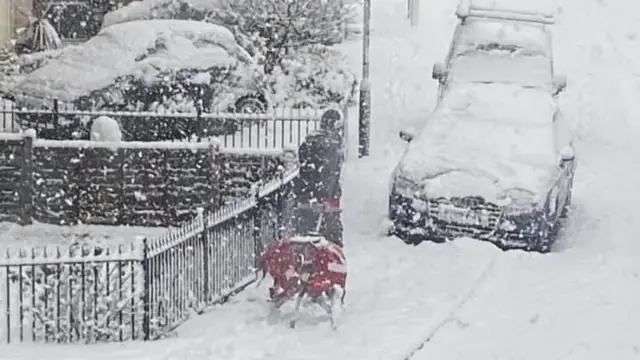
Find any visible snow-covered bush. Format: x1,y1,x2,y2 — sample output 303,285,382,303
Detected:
211,0,360,73
91,116,122,141
272,45,357,108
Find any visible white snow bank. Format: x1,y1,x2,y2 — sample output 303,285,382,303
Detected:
102,0,223,29
399,83,558,200
91,116,122,141
11,20,253,106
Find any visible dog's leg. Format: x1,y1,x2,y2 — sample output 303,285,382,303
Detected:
316,292,337,330
340,287,347,312
267,292,291,324
255,268,268,288
289,288,306,329
272,294,289,310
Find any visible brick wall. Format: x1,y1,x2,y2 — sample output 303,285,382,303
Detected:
0,134,292,226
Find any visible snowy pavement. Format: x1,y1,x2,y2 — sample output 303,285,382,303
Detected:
4,0,640,358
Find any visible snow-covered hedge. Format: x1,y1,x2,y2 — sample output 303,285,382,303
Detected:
271,45,357,108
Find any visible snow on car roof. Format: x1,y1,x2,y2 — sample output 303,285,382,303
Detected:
102,0,224,29
399,83,558,196
454,18,551,58
449,52,552,89
11,20,252,105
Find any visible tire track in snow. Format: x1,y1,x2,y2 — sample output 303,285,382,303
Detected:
399,255,497,360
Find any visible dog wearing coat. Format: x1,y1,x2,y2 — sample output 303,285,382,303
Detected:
257,234,347,329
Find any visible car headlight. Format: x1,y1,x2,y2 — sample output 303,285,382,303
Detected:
498,188,539,216
394,176,422,198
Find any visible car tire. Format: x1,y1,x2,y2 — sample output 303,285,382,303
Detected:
560,182,573,219
388,193,396,221
533,213,556,253
234,94,268,114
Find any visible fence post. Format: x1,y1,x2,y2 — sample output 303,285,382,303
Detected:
408,0,420,27
117,148,126,225
341,102,349,161
20,129,35,225
142,238,151,341
208,141,221,209
198,207,210,305
276,171,285,239
52,99,59,137
196,101,203,142
252,184,263,273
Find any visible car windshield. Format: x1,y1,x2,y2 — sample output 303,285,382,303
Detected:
450,44,552,88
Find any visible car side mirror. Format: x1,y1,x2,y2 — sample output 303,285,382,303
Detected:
399,130,415,142
553,74,567,95
432,62,445,81
560,146,575,162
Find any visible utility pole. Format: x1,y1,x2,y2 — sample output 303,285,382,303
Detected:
408,0,420,27
358,0,371,158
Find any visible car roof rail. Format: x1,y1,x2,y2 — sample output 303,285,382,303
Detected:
456,0,555,25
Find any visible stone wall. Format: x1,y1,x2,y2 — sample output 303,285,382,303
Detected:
0,134,292,226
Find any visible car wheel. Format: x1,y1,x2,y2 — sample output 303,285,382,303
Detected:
388,193,396,221
234,94,268,114
560,183,573,219
534,213,556,253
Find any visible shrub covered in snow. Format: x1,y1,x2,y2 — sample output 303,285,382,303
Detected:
271,45,357,108
209,0,361,72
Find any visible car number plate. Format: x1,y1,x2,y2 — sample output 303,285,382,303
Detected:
436,205,491,227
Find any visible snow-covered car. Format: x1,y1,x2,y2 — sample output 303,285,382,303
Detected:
101,0,358,108
388,3,576,252
7,19,270,140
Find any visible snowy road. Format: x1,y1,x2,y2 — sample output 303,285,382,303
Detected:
5,0,640,358
411,0,640,359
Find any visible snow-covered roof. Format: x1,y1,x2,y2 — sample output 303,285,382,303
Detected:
10,20,253,105
398,83,558,198
102,0,224,29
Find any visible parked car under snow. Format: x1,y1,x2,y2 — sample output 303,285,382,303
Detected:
7,19,270,140
388,3,576,252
